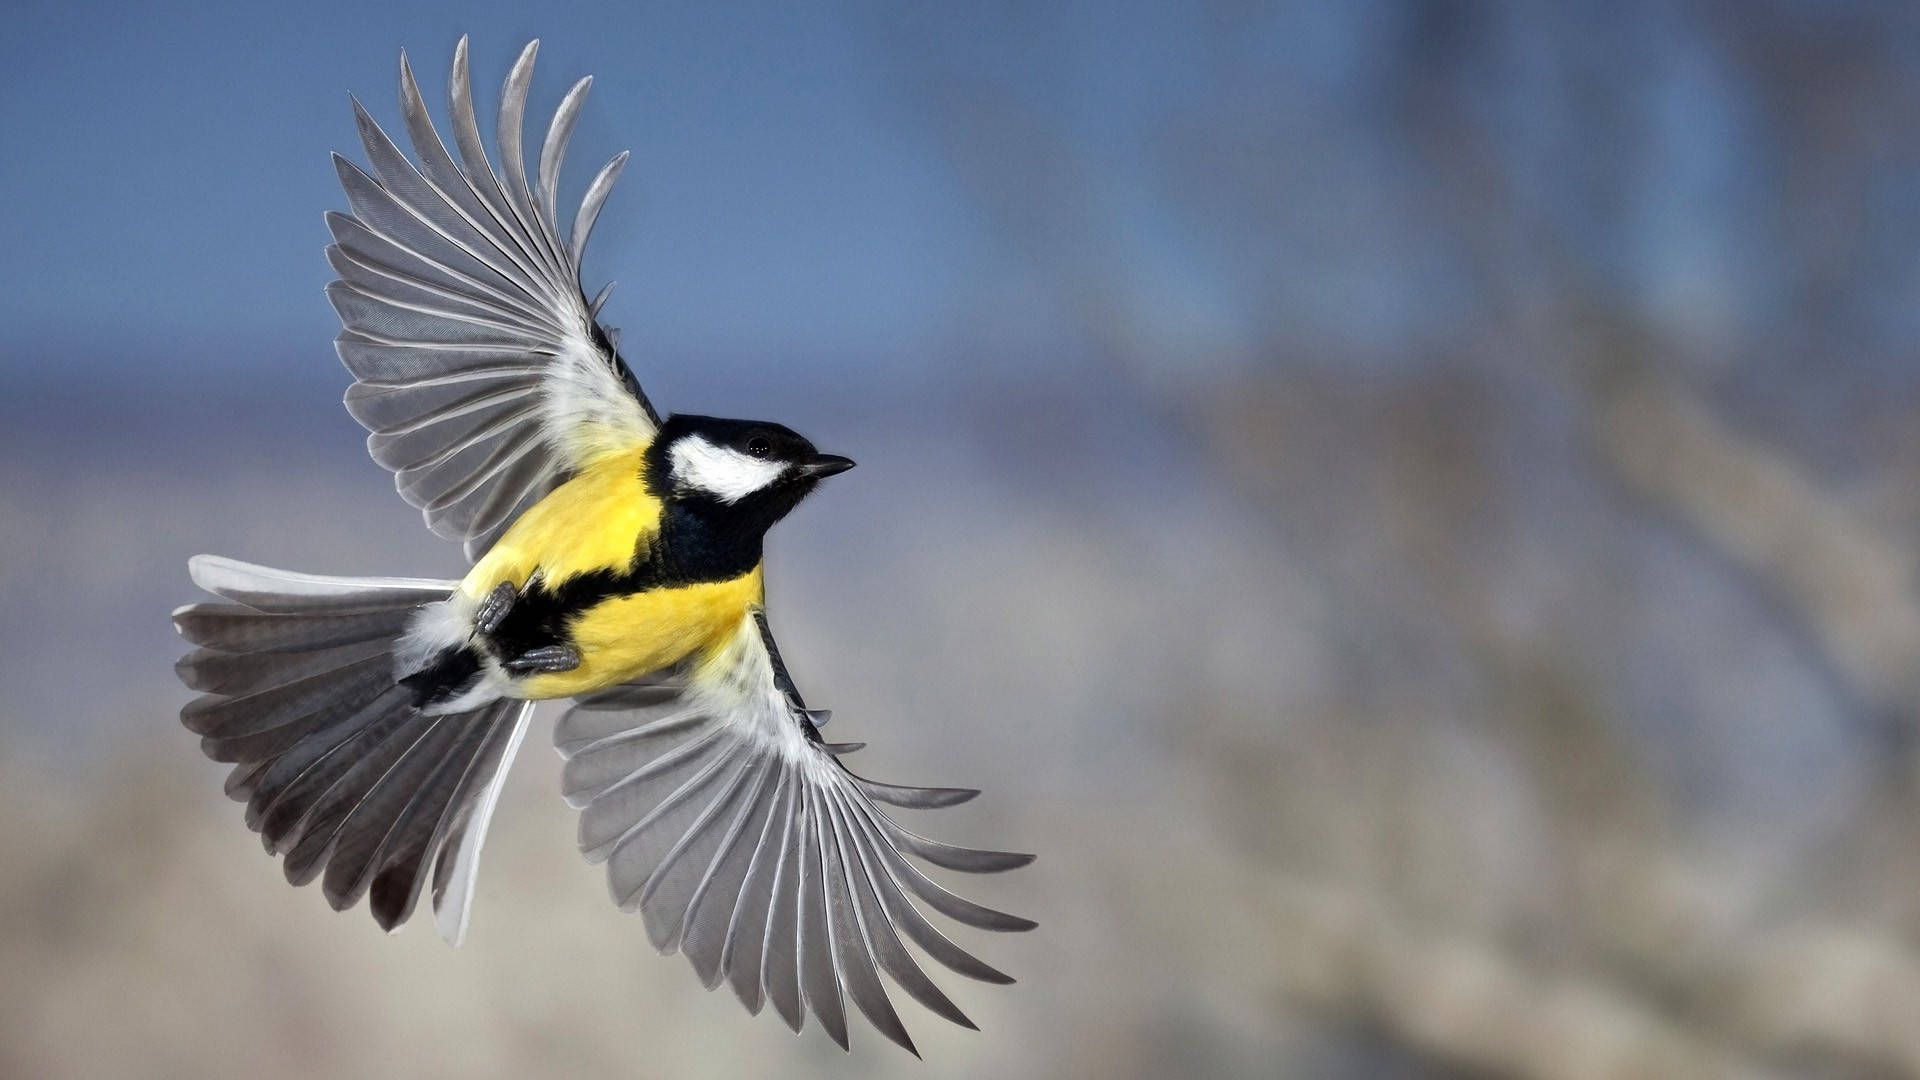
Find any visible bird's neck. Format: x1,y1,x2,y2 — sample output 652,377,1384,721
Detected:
651,499,768,584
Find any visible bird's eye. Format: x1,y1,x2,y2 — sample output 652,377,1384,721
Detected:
746,437,772,459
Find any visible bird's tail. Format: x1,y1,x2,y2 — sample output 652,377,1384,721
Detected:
172,554,530,944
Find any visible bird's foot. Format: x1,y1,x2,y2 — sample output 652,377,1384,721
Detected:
503,644,582,675
474,581,517,635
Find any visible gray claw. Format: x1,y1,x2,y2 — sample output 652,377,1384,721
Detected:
475,581,516,635
504,644,582,675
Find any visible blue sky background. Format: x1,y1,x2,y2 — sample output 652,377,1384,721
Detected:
0,1,1053,385
13,0,1911,409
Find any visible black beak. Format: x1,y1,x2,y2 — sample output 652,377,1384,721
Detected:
797,453,856,479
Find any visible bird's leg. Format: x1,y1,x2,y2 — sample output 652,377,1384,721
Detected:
474,578,581,675
474,581,517,635
503,644,582,675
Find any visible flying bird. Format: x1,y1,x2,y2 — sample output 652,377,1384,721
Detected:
171,37,1032,1055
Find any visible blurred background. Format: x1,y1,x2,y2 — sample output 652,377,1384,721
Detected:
6,0,1920,1076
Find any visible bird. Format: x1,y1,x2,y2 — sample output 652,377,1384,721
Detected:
171,37,1032,1056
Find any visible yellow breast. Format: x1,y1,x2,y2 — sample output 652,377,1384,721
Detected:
517,566,763,699
460,447,660,601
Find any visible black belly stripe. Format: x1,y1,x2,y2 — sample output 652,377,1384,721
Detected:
485,566,631,664
485,499,767,663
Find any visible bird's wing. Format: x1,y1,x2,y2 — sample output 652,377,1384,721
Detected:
554,609,1034,1056
328,38,658,562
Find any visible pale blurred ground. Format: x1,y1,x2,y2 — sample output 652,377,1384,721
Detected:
10,2,1920,1078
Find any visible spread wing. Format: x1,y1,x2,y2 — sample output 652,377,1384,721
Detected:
328,37,658,562
554,610,1034,1055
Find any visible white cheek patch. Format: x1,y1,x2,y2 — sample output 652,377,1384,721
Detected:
670,435,786,503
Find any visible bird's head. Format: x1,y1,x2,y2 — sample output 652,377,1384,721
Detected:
646,414,855,529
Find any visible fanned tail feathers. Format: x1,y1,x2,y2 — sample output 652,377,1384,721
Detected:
173,554,531,941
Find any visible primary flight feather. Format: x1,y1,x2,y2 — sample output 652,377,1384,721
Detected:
171,37,1032,1056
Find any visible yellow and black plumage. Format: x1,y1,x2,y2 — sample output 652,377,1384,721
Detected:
171,37,1030,1056
411,415,850,707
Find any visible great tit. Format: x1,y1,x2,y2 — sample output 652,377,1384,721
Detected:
172,38,1031,1056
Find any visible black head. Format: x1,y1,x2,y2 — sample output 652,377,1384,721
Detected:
644,414,855,533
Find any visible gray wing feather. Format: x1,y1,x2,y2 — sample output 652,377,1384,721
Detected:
843,767,980,809
598,744,738,885
840,793,1034,933
761,783,807,1032
825,787,977,1029
392,417,542,499
723,770,795,1015
634,756,761,951
871,814,1035,874
343,370,543,434
572,153,628,267
332,157,528,302
460,447,554,547
407,426,545,514
837,791,1019,986
327,246,543,334
353,93,529,273
396,53,526,269
681,759,781,987
448,39,533,258
818,785,912,1054
797,782,849,1049
538,77,591,231
493,43,552,272
330,38,657,562
553,611,1032,1054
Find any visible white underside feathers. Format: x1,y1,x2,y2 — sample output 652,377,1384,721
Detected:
394,593,477,678
396,593,519,714
538,332,654,466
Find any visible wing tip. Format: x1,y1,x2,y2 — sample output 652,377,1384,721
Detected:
511,38,540,76
184,553,222,592
1005,850,1038,868
328,151,363,186
186,553,283,601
